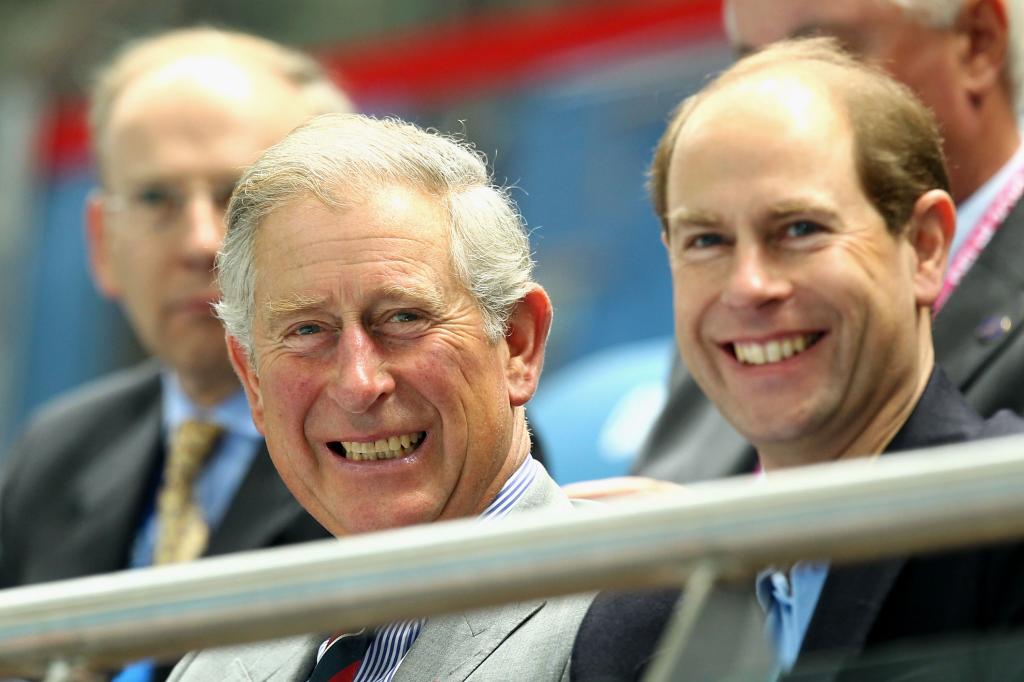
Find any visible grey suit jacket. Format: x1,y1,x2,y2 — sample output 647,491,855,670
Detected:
168,465,594,682
632,194,1024,483
0,360,329,588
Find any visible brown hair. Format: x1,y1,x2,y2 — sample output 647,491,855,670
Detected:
649,37,949,234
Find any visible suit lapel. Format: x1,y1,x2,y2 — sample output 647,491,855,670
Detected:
933,197,1024,389
793,558,905,681
395,462,566,681
792,371,975,680
214,633,322,682
206,443,308,556
60,385,162,574
394,599,545,681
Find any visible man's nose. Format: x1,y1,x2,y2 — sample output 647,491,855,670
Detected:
720,244,792,308
329,328,395,414
179,191,225,263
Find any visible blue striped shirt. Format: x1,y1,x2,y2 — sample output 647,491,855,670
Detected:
314,455,539,682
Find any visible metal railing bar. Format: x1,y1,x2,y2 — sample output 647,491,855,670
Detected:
1,435,1024,676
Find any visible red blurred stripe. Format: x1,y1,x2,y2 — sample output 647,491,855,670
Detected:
40,0,722,172
319,0,723,100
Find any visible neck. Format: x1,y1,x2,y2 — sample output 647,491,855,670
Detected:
759,317,935,471
178,369,240,408
947,99,1021,203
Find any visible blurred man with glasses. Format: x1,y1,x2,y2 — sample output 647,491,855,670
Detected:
0,26,349,679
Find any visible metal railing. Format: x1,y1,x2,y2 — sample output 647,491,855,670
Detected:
3,434,1024,680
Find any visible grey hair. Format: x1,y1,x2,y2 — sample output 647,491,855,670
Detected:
723,0,1022,114
89,26,352,176
216,113,534,359
888,0,1022,113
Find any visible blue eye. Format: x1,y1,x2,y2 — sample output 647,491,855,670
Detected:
690,233,724,249
295,323,323,336
786,221,822,238
390,311,421,323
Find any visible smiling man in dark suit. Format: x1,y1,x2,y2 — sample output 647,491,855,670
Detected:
0,27,350,679
634,0,1024,487
572,38,1024,681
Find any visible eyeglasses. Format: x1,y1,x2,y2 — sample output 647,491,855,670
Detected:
103,178,238,230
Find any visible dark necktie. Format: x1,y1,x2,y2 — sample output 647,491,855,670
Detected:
308,629,373,682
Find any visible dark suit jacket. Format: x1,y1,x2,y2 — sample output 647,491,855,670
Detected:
572,370,1024,682
632,195,1024,483
0,361,329,678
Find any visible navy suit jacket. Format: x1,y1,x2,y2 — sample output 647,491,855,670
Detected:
571,369,1024,681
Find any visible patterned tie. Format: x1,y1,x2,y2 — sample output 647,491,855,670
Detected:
308,630,374,682
154,420,223,565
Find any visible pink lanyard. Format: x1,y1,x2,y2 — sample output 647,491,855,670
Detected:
934,163,1024,313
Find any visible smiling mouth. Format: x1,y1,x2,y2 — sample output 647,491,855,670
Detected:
326,431,425,461
729,333,824,366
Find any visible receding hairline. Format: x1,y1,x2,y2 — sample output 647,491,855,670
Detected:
90,28,347,173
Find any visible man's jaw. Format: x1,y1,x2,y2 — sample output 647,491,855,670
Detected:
725,332,825,366
326,431,426,461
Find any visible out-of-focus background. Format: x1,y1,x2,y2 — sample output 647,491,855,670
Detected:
0,0,731,479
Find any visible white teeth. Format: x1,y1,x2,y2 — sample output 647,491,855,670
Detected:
338,432,424,460
733,334,819,366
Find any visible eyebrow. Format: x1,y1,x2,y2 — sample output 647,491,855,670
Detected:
766,201,842,224
666,207,722,230
381,282,446,314
262,293,330,329
666,202,842,229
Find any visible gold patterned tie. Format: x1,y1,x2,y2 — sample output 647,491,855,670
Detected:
154,420,223,565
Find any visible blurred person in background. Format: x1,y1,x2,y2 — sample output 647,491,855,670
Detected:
0,26,349,680
572,38,1024,681
169,113,590,682
632,0,1024,486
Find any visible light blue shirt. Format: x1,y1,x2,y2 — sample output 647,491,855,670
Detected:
756,561,829,672
127,372,261,569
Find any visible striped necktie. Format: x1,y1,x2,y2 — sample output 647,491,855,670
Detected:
154,420,223,565
309,630,374,682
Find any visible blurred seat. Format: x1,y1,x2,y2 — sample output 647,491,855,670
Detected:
529,335,674,484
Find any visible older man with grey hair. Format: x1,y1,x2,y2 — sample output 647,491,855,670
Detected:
169,113,591,682
634,0,1024,490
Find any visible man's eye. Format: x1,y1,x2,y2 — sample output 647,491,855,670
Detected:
689,233,724,249
390,311,421,324
294,323,323,336
786,221,823,238
134,187,175,209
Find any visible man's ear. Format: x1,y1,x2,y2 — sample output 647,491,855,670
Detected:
227,333,266,434
907,189,956,307
956,0,1010,99
85,191,121,299
505,286,553,408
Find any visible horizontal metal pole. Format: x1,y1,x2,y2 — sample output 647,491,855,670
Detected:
3,435,1024,676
